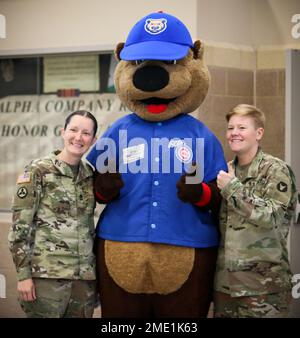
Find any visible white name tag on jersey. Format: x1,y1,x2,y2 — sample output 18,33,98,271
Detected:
123,144,145,164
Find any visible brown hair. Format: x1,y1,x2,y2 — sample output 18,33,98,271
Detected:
64,110,98,136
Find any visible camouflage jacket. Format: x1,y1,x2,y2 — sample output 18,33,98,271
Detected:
8,150,96,281
214,149,297,297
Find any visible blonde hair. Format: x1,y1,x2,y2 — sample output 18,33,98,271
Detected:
226,104,265,129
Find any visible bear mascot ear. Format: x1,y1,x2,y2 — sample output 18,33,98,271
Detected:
115,42,125,61
193,40,204,60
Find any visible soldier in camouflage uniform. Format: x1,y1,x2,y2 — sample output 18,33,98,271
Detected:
8,110,98,318
214,104,297,318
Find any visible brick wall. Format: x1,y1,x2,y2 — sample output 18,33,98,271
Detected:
196,65,254,162
256,69,285,160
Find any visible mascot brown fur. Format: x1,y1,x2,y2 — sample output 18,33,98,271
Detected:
87,12,227,318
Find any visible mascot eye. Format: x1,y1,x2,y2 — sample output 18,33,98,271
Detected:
135,60,146,66
133,60,176,66
163,60,177,65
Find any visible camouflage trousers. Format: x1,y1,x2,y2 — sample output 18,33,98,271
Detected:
19,278,97,318
213,291,292,318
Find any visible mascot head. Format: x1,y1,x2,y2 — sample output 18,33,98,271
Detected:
114,12,210,122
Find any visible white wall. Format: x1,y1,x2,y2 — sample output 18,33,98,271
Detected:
0,0,197,55
1,0,299,56
197,0,300,48
252,0,300,47
197,0,252,46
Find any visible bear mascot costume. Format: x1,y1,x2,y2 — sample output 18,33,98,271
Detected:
87,11,227,318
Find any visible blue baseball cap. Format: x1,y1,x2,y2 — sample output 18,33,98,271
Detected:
120,12,194,61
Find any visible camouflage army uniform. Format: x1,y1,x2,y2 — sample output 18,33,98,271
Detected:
8,150,96,317
214,149,297,318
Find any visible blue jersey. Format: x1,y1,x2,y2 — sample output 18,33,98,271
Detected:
87,113,227,248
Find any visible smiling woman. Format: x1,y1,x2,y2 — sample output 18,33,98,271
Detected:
59,111,98,163
8,110,99,318
225,104,265,165
214,104,297,318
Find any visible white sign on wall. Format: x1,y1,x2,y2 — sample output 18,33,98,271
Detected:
44,55,100,92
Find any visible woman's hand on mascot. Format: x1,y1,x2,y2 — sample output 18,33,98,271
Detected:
94,170,124,202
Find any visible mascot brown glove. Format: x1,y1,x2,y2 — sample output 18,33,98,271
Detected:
176,171,205,204
94,171,124,203
176,163,222,221
176,162,217,207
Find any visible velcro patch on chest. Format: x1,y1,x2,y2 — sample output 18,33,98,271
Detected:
105,240,195,295
17,172,31,184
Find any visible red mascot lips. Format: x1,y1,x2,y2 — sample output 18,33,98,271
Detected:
141,97,176,114
147,104,168,114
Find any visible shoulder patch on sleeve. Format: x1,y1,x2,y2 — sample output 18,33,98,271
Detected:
17,187,28,198
277,181,288,192
17,172,31,184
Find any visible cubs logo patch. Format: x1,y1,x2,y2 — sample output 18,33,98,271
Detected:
144,18,167,35
17,187,28,199
175,144,193,163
